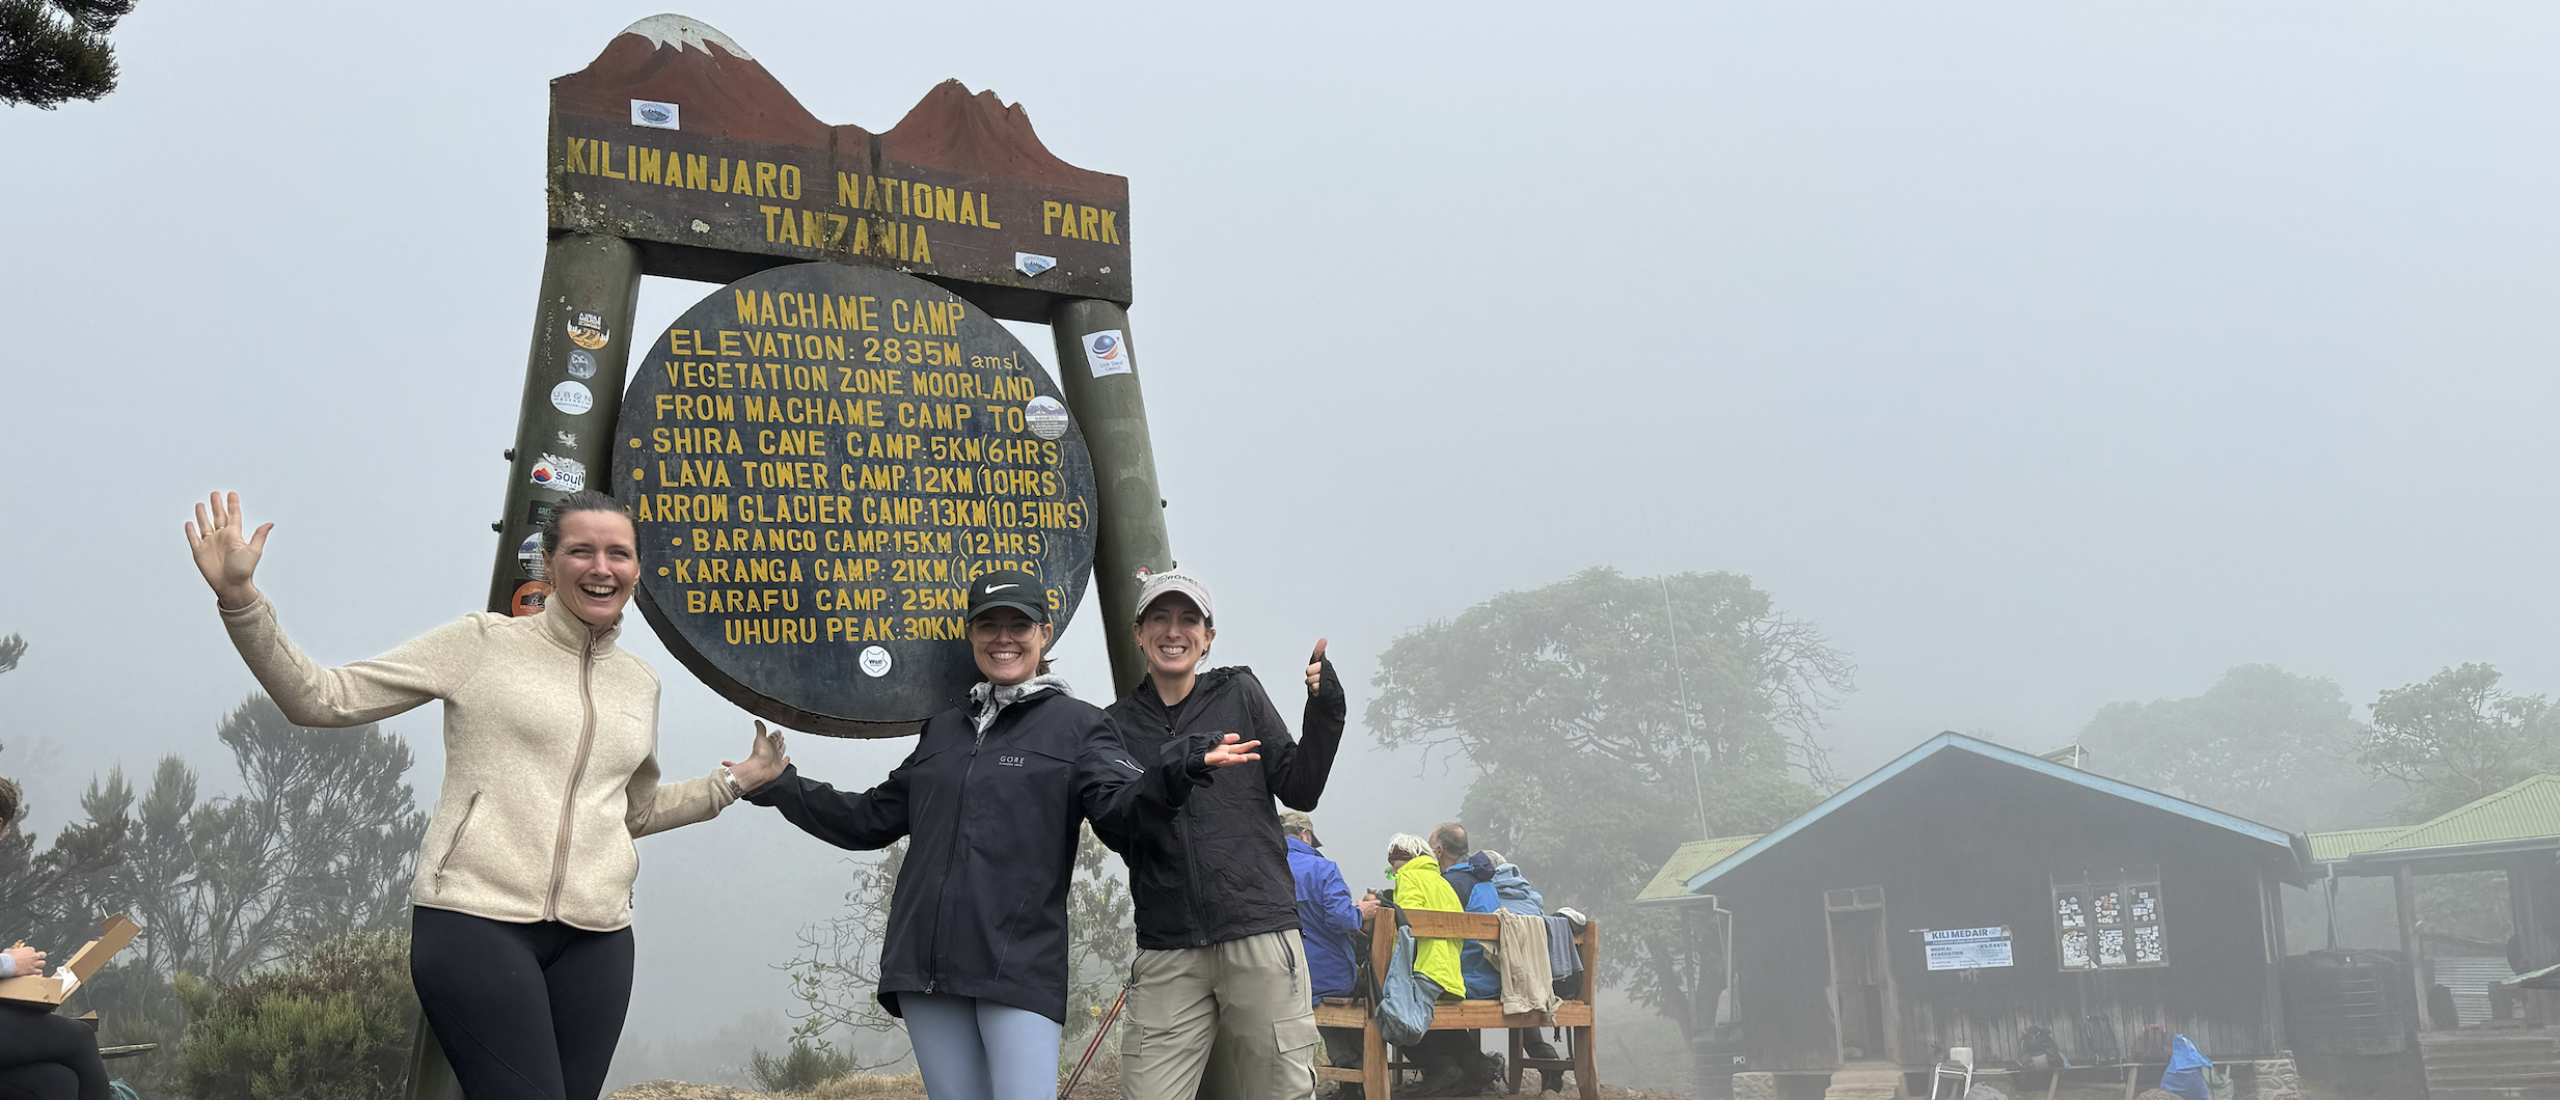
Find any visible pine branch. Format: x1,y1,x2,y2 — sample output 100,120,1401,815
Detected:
0,0,120,109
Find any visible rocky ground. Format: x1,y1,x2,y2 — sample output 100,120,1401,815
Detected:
606,1063,1691,1100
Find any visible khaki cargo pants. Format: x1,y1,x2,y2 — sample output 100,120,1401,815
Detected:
1119,929,1321,1100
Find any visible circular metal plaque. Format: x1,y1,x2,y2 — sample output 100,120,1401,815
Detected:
614,262,1097,736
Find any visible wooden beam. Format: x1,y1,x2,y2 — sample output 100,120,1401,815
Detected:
2396,864,2429,1031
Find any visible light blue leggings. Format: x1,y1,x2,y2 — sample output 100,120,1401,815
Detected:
899,992,1065,1100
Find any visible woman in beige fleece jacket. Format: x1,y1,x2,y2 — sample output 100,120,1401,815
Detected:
186,489,778,1100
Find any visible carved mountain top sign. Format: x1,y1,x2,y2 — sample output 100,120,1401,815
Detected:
550,14,1132,319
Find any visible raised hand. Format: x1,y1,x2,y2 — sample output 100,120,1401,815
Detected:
185,491,271,608
1304,638,1335,697
724,720,790,794
1202,733,1263,769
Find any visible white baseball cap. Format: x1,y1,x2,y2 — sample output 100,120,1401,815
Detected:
1135,570,1214,625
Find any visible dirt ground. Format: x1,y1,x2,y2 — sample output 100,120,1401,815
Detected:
606,1062,1692,1100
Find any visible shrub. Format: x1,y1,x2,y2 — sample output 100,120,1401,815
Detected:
750,1040,856,1094
175,929,417,1100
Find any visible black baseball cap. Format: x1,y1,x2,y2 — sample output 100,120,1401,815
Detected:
966,569,1049,623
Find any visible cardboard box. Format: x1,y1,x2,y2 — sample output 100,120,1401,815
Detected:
0,915,139,1008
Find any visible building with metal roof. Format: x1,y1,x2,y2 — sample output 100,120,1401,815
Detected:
1637,731,2311,1081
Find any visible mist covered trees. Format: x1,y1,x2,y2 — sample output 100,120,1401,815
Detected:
0,686,426,1094
2077,664,2381,831
1367,567,1853,1042
2361,663,2560,819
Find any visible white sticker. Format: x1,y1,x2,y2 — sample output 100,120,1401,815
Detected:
517,534,547,580
567,349,597,379
1081,330,1131,377
530,453,587,493
1025,395,1070,440
551,380,594,415
631,99,680,130
1016,252,1056,277
859,645,893,678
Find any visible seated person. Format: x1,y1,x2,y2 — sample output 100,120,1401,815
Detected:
0,778,112,1100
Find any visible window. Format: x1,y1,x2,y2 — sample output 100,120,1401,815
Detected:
2052,868,2164,970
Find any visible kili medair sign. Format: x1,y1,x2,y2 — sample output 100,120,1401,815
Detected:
549,16,1131,320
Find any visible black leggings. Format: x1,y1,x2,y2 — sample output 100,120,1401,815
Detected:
410,906,635,1100
0,1004,107,1100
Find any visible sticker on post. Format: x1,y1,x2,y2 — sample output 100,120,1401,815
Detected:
512,581,553,617
630,99,680,130
567,310,611,350
551,380,594,415
517,533,547,580
567,349,598,379
1081,330,1131,377
1016,252,1056,277
859,645,893,678
530,453,587,492
1024,395,1070,440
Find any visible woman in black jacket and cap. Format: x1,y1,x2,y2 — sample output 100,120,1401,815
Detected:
728,570,1260,1100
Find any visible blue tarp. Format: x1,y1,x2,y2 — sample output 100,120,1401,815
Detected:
2160,1035,2213,1100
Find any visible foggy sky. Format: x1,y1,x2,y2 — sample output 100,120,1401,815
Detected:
6,0,2559,1083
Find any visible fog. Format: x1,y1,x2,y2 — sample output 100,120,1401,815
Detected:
5,0,2559,1088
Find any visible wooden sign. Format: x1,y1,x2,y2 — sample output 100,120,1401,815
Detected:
550,15,1132,320
616,261,1098,736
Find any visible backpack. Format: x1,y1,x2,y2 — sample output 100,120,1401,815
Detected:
1376,906,1437,1049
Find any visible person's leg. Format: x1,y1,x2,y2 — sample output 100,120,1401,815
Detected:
1320,1027,1365,1069
0,1063,79,1100
541,924,636,1100
972,998,1065,1100
1119,946,1219,1100
901,993,994,1100
0,1005,108,1100
1200,931,1319,1100
411,906,569,1100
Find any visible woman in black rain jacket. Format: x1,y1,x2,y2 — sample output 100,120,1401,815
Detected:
731,570,1261,1100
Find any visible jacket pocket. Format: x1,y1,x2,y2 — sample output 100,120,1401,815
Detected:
433,791,482,886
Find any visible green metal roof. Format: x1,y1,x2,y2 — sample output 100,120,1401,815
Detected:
2307,827,2405,863
1634,835,1762,903
2305,775,2560,867
2380,775,2560,851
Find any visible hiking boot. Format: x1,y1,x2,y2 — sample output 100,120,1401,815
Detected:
1459,1052,1502,1095
1522,1035,1562,1062
1412,1055,1468,1097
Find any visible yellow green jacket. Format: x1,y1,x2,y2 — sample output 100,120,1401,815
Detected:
1393,854,1466,997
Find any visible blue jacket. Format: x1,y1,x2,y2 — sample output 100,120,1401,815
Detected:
1288,836,1363,1003
1445,853,1505,999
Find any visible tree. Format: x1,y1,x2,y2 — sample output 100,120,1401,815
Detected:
2077,664,2382,832
1367,567,1852,1044
781,840,911,1072
1063,824,1135,1047
2362,663,2558,819
0,0,134,108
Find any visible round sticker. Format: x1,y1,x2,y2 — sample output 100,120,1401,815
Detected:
1025,395,1070,441
551,381,594,415
567,310,612,350
859,646,893,678
566,349,598,379
517,533,546,580
511,581,553,617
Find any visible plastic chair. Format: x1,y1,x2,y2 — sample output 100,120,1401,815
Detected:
1931,1047,1976,1100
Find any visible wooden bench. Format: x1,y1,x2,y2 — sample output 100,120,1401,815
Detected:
1311,908,1600,1099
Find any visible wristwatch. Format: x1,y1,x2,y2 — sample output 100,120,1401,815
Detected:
720,765,744,798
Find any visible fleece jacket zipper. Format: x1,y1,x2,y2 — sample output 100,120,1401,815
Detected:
546,633,600,921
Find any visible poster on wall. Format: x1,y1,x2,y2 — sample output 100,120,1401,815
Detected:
1923,926,2015,970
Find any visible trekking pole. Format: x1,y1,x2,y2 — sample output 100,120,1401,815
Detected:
1060,981,1133,1099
